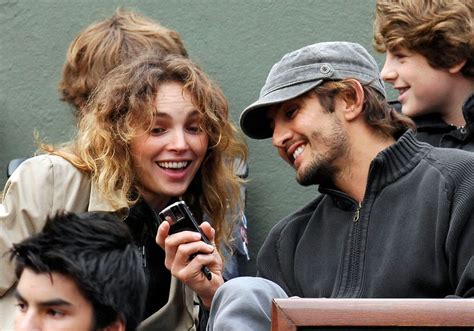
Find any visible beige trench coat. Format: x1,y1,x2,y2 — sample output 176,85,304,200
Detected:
0,155,198,331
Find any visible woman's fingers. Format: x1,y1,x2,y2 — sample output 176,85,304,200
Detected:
157,220,224,307
199,221,215,242
156,220,170,248
173,240,214,266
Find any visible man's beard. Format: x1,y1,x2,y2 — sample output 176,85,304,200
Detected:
297,157,339,186
296,119,349,186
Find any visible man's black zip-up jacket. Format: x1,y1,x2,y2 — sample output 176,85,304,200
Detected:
257,130,474,299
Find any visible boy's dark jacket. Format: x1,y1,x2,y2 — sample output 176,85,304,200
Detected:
257,130,474,299
413,94,474,151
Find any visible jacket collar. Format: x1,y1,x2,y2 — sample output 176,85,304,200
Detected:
367,129,429,189
319,130,430,207
88,180,129,219
413,113,452,131
463,93,474,132
413,93,474,133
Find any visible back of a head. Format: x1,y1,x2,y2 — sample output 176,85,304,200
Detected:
58,8,188,113
374,0,473,77
11,211,147,331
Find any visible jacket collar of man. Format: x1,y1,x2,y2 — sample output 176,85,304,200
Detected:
318,130,430,209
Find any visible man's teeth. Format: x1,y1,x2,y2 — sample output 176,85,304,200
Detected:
293,145,305,160
158,161,189,169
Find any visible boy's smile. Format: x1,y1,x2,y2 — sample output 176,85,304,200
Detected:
381,48,464,125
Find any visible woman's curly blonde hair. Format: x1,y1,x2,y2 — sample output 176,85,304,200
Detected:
49,54,247,248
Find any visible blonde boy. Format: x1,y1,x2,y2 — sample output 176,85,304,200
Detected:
374,0,474,150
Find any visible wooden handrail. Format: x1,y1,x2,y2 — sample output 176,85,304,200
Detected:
272,298,474,331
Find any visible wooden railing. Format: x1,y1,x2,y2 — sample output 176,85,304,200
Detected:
272,298,474,330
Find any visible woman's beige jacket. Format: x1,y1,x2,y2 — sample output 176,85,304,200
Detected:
0,155,198,331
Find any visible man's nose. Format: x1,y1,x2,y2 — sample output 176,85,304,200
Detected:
272,119,292,149
15,311,41,331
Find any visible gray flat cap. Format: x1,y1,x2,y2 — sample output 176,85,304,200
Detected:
240,41,386,139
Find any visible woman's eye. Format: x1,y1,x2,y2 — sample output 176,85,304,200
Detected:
187,125,203,134
150,127,165,135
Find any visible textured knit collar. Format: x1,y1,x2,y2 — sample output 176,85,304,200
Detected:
366,129,430,191
319,130,430,207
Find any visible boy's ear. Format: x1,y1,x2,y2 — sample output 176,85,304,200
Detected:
342,79,364,122
448,59,467,74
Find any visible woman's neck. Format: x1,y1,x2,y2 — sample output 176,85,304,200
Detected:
140,191,171,212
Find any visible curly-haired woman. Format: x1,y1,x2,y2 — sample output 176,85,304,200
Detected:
0,54,247,330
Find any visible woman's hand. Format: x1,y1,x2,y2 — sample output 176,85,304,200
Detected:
156,221,224,308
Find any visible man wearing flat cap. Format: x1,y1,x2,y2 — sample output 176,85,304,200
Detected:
205,41,474,331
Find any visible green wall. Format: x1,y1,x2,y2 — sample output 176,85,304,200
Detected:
0,0,391,274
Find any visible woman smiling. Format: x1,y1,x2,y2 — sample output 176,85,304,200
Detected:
0,54,247,330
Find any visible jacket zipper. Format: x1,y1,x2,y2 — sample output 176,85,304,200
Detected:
340,202,363,297
353,203,361,222
140,245,147,268
319,187,365,297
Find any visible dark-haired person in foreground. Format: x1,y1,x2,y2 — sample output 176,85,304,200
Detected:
202,41,474,330
10,211,147,331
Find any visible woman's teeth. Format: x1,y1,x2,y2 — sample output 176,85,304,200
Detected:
158,161,189,169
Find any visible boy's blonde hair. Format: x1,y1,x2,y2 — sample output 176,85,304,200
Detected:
374,0,473,77
58,8,188,114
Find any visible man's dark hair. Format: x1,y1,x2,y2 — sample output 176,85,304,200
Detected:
313,80,415,138
10,211,147,331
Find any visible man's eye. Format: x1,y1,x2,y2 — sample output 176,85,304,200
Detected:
285,106,298,118
16,302,27,312
46,309,65,318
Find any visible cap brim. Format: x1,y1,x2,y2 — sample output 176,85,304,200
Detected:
240,79,323,139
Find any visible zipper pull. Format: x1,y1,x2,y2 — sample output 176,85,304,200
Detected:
353,204,361,223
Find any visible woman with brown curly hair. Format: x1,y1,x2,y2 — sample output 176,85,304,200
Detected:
0,54,247,330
